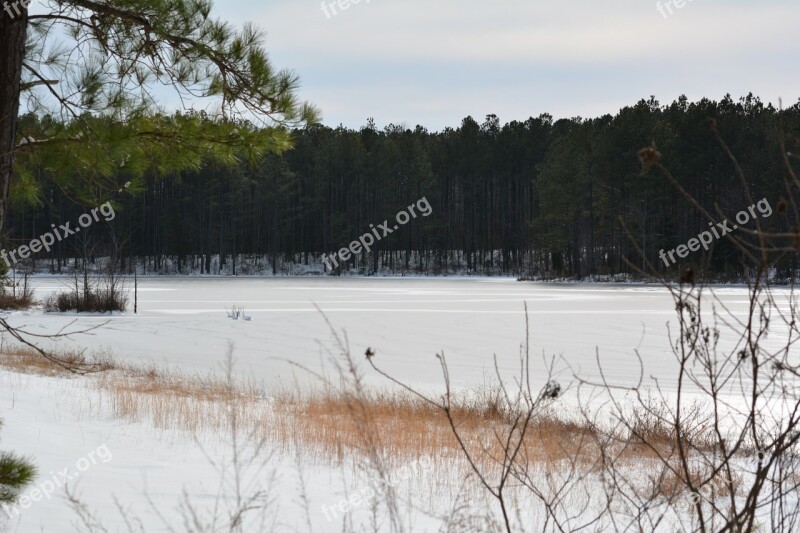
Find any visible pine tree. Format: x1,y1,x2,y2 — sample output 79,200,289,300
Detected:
0,0,319,233
0,421,36,506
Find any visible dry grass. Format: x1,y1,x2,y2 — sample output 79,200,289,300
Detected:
0,342,740,503
0,343,602,471
0,342,281,439
616,400,719,462
0,287,35,310
97,368,275,436
0,344,115,376
280,389,601,469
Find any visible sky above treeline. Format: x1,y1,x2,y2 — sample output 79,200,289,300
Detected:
36,0,800,131
209,0,798,130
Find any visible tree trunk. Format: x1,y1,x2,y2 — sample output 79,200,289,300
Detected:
0,6,28,236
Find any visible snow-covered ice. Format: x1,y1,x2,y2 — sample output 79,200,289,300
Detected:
6,277,790,392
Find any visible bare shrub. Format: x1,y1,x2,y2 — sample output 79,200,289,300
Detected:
43,288,127,313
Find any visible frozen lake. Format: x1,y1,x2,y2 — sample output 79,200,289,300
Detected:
8,277,790,394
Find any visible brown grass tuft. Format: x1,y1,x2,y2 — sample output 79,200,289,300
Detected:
0,344,115,376
0,286,35,310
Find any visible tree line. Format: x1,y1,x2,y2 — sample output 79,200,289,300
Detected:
7,94,800,280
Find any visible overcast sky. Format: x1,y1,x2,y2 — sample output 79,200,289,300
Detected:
211,0,797,131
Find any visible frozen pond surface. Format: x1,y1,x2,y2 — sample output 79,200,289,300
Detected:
9,277,791,393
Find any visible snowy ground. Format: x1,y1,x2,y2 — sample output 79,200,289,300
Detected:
0,370,458,532
0,277,794,531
